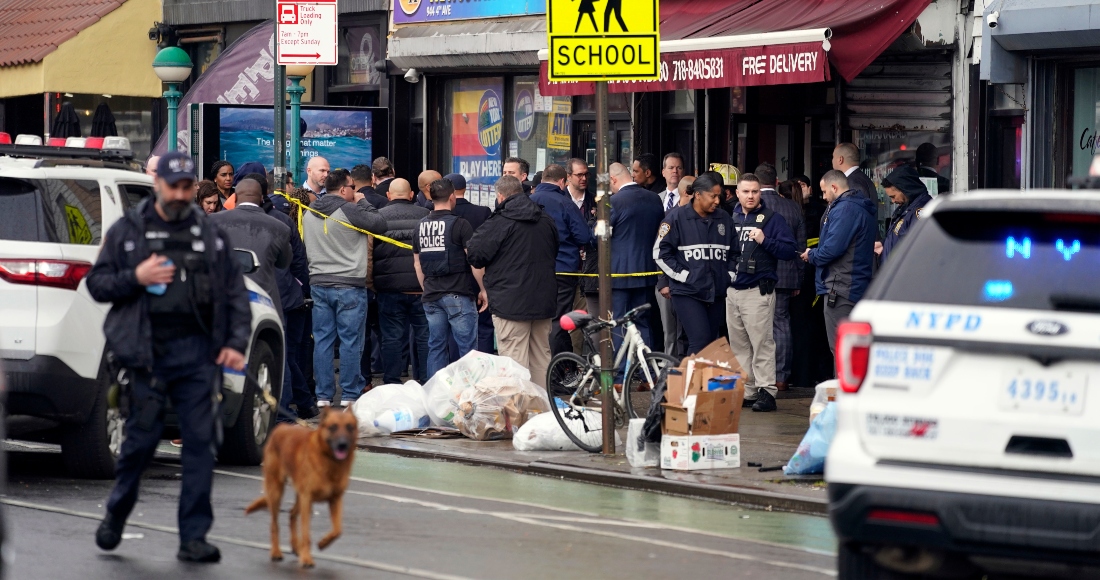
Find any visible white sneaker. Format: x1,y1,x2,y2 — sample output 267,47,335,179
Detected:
317,400,332,407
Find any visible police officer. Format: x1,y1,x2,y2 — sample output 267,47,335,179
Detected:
727,173,799,413
878,165,932,264
86,152,252,563
654,173,736,356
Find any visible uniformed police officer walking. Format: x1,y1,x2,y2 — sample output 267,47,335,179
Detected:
87,152,252,563
876,165,932,265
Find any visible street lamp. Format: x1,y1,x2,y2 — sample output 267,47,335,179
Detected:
285,64,314,188
152,47,193,152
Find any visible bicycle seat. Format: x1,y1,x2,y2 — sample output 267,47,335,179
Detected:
560,310,594,332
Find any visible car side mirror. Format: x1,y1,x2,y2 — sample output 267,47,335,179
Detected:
233,248,259,274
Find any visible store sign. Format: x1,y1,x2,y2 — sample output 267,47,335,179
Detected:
547,99,571,149
347,27,382,85
538,41,829,95
514,89,535,141
546,0,660,81
452,79,505,192
277,0,338,66
394,0,545,24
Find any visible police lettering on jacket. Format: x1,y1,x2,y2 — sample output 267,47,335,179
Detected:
418,214,468,277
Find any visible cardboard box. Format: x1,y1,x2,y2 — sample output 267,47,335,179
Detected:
669,338,745,406
692,389,744,435
661,404,689,435
661,433,740,471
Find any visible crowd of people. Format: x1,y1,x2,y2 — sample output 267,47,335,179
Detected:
179,143,934,421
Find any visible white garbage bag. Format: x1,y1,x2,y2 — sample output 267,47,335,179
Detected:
452,376,551,441
625,418,660,467
512,409,621,451
351,381,430,437
424,351,533,427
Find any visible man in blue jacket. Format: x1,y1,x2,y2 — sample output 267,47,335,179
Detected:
727,174,799,413
609,162,665,350
802,170,878,355
530,164,592,355
878,165,932,265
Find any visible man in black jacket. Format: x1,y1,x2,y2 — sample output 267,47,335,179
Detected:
370,178,430,384
352,164,389,209
86,152,251,563
832,143,878,201
468,175,559,388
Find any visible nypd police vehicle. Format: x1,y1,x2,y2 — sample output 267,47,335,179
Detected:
0,137,283,478
827,190,1100,579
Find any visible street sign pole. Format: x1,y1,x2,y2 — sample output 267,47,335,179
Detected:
273,63,287,192
595,80,614,455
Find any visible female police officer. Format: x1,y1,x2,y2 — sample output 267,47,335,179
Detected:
87,152,252,563
653,172,736,355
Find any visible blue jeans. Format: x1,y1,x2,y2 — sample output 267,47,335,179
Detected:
312,286,367,403
424,294,478,378
377,292,429,384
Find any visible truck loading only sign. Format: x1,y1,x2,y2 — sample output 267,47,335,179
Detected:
547,0,660,81
277,0,338,66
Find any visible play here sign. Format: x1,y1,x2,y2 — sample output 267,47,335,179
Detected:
547,0,660,81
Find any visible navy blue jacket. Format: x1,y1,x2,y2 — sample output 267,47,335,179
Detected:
454,197,491,231
266,204,309,309
881,191,930,264
530,182,591,273
808,191,878,302
86,199,252,369
655,204,736,303
610,183,665,288
730,202,800,289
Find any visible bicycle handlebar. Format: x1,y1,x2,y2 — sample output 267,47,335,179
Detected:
581,303,651,334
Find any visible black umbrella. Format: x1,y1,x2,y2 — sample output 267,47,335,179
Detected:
51,102,81,139
90,102,117,137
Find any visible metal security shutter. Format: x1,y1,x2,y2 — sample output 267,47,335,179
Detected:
844,53,952,133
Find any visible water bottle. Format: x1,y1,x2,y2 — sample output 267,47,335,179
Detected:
146,258,173,296
374,407,416,433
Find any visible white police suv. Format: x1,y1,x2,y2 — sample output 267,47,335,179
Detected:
827,190,1100,579
0,140,283,478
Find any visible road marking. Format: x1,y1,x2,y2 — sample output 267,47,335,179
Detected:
215,469,836,576
0,498,475,580
217,465,836,558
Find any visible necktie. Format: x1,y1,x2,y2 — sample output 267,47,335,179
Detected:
665,191,675,211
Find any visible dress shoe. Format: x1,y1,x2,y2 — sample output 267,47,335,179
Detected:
751,390,777,412
297,404,320,420
95,512,125,551
776,381,789,392
178,540,221,563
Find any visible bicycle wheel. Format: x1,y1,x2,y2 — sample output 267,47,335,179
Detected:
546,352,606,453
623,352,679,419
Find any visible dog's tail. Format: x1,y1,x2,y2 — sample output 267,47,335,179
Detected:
244,495,268,514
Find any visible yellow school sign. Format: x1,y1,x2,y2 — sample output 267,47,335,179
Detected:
547,0,660,81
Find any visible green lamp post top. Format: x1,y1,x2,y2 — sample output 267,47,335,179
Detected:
153,47,194,83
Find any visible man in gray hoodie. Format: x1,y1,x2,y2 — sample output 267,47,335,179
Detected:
303,168,387,407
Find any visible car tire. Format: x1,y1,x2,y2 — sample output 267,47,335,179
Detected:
838,542,919,580
59,362,120,479
219,341,279,466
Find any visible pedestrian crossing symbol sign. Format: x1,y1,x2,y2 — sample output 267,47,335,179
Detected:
547,0,660,81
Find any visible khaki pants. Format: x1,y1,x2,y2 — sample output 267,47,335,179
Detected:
726,287,777,399
493,316,553,388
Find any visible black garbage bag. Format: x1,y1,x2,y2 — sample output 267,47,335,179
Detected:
640,367,670,444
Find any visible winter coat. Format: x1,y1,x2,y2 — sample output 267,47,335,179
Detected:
530,182,591,273
808,191,878,302
371,198,429,293
302,194,387,287
759,189,806,290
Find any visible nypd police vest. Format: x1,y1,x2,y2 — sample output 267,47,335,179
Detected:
733,207,778,276
418,214,468,277
145,221,213,321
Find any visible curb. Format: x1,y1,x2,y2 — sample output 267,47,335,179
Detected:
359,442,827,516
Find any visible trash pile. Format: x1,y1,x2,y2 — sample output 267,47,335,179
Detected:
784,381,838,475
352,351,551,442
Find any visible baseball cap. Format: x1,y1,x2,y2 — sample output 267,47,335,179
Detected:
157,152,197,185
443,173,467,190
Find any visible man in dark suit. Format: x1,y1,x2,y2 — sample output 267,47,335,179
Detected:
352,164,388,209
209,178,292,314
444,173,491,231
608,162,664,350
632,152,667,194
832,143,878,201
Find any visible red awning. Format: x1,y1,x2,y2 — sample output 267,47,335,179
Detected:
538,0,931,95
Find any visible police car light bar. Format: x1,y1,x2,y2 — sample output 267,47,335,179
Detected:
100,136,131,151
15,134,42,146
65,137,87,148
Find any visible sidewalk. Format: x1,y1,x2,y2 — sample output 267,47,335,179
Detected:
357,389,826,515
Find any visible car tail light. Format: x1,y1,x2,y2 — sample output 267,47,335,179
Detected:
836,320,873,393
867,509,940,528
0,260,92,291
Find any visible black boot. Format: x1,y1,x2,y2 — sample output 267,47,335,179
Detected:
178,540,221,563
95,512,125,551
751,390,777,412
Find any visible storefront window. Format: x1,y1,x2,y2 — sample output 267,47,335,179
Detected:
441,77,505,207
59,95,154,161
855,130,951,223
1071,68,1100,178
508,76,572,178
335,26,384,87
666,90,695,114
574,92,630,113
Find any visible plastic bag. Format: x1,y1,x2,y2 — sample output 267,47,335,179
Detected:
784,402,837,475
452,376,551,441
423,351,533,427
809,379,839,425
351,381,430,437
625,418,660,467
512,410,622,451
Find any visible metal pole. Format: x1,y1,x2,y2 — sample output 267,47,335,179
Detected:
595,80,615,455
165,82,182,152
288,76,306,193
274,65,287,192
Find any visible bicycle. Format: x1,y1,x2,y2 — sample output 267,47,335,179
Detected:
546,303,678,453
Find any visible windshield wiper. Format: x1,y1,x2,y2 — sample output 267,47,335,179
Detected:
1050,294,1100,313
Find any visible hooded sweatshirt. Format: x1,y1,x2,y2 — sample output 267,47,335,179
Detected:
467,193,559,320
302,194,387,287
881,165,932,264
808,191,877,302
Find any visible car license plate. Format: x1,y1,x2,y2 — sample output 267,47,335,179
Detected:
999,370,1086,415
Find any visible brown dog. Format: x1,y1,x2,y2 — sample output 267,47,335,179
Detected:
245,407,358,568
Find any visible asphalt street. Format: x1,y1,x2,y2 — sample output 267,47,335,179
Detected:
3,441,837,579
